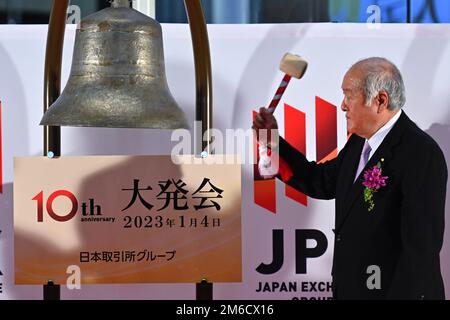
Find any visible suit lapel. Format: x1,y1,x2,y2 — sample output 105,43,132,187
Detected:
336,136,364,216
336,112,410,232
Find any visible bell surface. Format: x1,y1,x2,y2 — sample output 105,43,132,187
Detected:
40,5,189,129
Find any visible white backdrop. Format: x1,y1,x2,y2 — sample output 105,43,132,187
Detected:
0,23,449,300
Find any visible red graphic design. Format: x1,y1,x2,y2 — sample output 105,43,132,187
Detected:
285,104,307,207
316,97,338,163
254,97,338,213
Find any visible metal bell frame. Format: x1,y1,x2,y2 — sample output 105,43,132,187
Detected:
42,0,213,157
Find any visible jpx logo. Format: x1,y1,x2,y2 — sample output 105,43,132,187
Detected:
253,97,338,213
257,229,328,275
32,190,102,222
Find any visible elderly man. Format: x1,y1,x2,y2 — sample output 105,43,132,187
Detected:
253,57,447,300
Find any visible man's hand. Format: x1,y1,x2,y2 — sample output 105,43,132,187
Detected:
252,108,279,147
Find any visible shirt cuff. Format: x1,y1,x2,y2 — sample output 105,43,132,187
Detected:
258,144,293,182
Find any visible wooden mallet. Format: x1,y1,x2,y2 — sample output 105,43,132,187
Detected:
258,53,308,178
267,53,308,114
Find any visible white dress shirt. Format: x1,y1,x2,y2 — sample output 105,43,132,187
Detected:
364,110,403,162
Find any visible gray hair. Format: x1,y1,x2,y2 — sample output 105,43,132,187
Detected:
351,57,406,110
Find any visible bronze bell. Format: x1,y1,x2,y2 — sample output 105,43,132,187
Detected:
40,0,189,129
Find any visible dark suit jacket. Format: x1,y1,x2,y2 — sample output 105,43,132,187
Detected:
278,112,447,300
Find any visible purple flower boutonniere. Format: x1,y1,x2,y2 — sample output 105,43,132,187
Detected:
363,159,388,212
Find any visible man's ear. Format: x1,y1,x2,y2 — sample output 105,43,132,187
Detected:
377,91,389,113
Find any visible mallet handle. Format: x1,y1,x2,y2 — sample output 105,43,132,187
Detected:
267,74,292,113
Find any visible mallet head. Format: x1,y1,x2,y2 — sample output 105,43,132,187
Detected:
280,53,308,79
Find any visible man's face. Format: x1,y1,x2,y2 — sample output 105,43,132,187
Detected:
341,69,378,138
